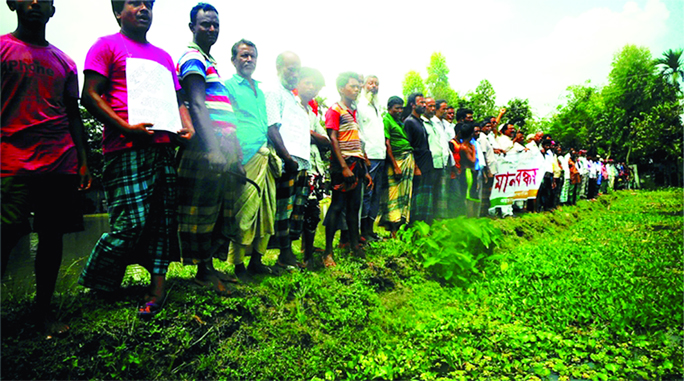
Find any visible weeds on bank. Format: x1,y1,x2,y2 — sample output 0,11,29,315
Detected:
1,189,682,380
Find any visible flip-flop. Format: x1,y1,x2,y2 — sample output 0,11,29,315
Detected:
322,254,336,268
44,319,69,339
193,277,232,296
138,301,162,318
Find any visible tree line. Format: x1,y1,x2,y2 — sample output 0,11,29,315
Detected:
402,46,683,186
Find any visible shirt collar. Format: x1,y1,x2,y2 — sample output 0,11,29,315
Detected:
187,42,216,65
232,73,260,85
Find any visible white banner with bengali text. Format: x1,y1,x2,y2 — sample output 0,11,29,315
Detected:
490,148,545,207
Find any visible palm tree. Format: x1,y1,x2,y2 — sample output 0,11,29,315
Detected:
655,48,684,89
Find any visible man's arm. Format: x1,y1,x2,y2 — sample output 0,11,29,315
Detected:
385,138,401,179
181,74,228,168
65,97,91,190
268,124,298,173
81,70,154,136
327,129,355,183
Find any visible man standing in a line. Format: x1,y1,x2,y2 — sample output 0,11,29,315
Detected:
79,0,195,316
2,0,91,334
265,51,310,269
357,75,386,242
224,39,291,280
176,3,242,294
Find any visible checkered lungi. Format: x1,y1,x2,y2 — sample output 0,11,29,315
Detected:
79,146,179,292
379,151,414,229
411,167,434,224
273,169,310,246
177,147,238,265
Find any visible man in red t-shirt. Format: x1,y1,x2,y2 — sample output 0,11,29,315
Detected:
1,0,91,336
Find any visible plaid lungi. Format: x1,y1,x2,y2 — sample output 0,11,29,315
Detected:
177,148,238,265
79,146,179,292
432,168,450,220
411,167,434,224
273,169,310,245
379,151,414,229
232,145,277,246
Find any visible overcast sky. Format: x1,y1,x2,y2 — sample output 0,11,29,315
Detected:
2,0,682,119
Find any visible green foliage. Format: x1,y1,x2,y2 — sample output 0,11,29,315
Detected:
398,217,502,285
466,79,497,121
655,48,683,89
401,70,426,99
2,190,682,380
80,105,104,187
504,97,533,128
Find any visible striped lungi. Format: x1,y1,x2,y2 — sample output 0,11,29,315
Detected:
379,151,414,229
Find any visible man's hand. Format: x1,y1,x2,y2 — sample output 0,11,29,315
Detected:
414,166,422,177
178,125,194,140
126,122,155,135
342,167,355,183
284,157,298,174
78,164,92,191
365,173,374,190
233,162,247,185
493,148,504,155
393,165,402,180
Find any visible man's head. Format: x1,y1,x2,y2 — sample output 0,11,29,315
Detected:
276,51,301,91
336,72,363,103
501,123,516,137
533,131,543,143
189,3,219,51
297,67,325,102
111,0,154,30
456,108,473,123
482,120,493,135
405,92,425,118
435,100,448,120
446,107,455,123
231,39,257,79
473,122,481,140
387,96,404,121
460,122,475,140
364,75,379,96
7,0,55,27
424,97,436,119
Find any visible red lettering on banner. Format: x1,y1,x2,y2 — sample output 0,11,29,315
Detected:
494,168,539,193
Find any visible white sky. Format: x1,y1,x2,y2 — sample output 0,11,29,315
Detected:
2,0,682,119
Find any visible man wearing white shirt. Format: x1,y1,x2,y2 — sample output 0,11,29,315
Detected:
423,98,451,219
356,75,385,241
478,120,498,216
433,100,458,218
265,51,310,268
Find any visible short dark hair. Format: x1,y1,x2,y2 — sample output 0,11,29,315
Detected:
447,106,455,110
456,108,473,121
231,39,257,61
299,67,325,88
435,99,447,109
111,1,155,23
485,115,494,122
387,96,404,109
336,72,362,90
460,122,475,139
402,92,424,120
190,2,217,24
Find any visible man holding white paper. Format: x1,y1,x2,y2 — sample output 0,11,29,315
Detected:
79,0,194,317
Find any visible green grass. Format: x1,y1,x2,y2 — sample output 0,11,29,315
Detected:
1,189,682,380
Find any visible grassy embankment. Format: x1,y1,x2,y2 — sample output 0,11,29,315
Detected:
1,189,682,380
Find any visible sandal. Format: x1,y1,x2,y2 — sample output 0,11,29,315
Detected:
322,254,336,268
138,301,162,318
44,317,69,339
211,269,239,284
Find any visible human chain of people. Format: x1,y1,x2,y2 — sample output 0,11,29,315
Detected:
1,0,639,336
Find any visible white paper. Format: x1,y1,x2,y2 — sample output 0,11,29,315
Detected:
126,57,182,134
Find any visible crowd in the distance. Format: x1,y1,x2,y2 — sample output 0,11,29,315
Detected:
1,1,633,334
